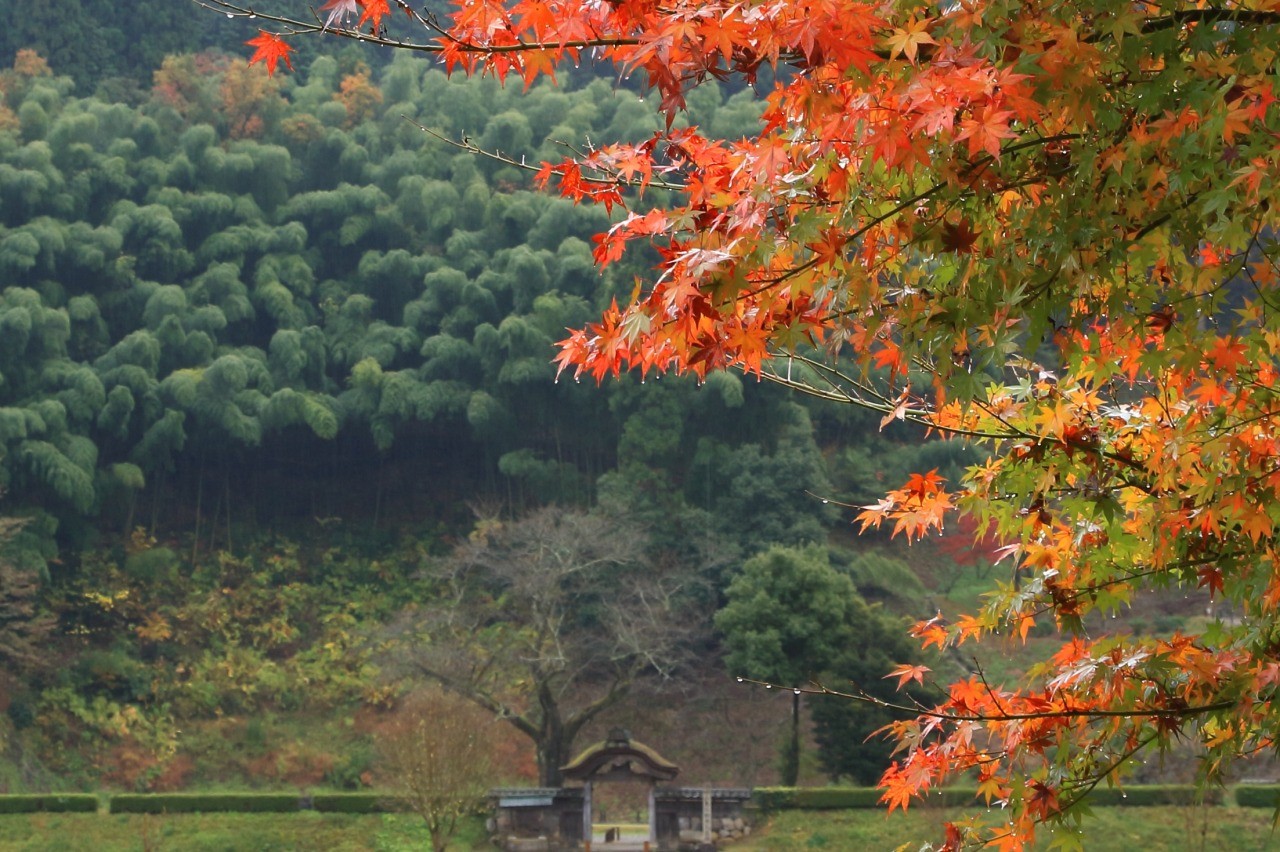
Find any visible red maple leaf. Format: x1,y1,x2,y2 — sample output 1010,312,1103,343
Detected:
245,31,294,76
1197,566,1225,600
358,0,391,30
940,218,980,253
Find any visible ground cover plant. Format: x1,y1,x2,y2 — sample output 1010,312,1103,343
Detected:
0,811,490,851
735,806,1280,852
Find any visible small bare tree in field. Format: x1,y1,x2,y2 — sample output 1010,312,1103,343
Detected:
377,688,498,852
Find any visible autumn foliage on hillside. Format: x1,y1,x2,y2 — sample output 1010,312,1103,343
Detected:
209,0,1280,846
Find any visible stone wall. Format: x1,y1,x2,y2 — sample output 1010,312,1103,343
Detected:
675,814,751,845
656,787,753,850
489,786,752,851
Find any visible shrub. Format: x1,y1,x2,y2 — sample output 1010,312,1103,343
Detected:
310,792,407,813
1085,785,1221,807
1235,785,1280,808
751,787,882,810
750,787,795,811
0,794,98,813
924,788,981,808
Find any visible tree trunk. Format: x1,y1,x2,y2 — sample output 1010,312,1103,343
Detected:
779,690,801,786
191,461,203,566
537,719,567,788
223,473,233,552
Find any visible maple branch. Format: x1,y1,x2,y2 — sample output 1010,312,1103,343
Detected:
199,0,641,54
964,733,1161,852
1240,229,1280,314
1016,547,1252,622
760,352,916,411
957,392,1162,498
1055,732,1159,815
972,659,1012,719
403,118,687,192
742,676,1238,725
746,133,1084,305
198,0,444,51
1130,190,1204,242
759,351,991,434
386,0,456,41
1140,7,1280,33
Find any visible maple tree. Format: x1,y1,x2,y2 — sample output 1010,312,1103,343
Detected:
206,0,1280,846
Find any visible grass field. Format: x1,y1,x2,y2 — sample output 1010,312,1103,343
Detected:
0,811,488,851
1,805,1277,851
737,806,1280,851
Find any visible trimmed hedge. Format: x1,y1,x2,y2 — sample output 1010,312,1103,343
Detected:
1235,785,1280,808
0,786,1236,817
1085,785,1221,807
0,795,99,814
751,784,1221,811
753,787,989,811
752,787,882,810
749,787,793,811
309,793,407,813
108,793,302,814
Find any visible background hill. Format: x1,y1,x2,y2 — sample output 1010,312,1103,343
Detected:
1,41,1217,799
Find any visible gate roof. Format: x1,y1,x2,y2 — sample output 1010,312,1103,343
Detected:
560,728,679,783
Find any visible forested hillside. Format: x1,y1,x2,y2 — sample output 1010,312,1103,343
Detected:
0,0,354,94
0,46,975,793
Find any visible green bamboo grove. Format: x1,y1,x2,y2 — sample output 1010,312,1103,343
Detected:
2,46,923,560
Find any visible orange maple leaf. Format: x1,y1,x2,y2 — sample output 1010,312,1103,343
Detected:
956,105,1017,159
976,773,1004,804
885,17,937,63
886,663,932,689
878,762,923,813
1207,335,1248,374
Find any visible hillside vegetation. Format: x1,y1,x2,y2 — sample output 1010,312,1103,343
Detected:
0,47,985,795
